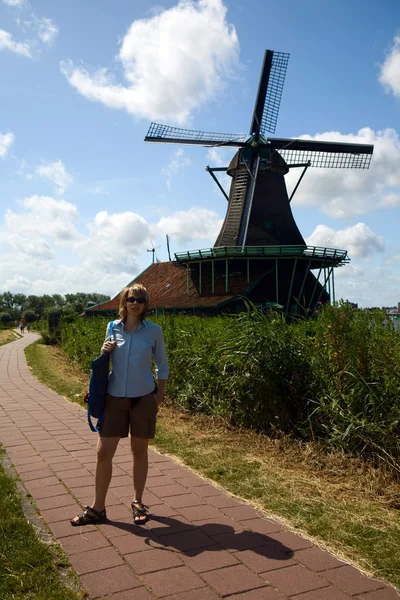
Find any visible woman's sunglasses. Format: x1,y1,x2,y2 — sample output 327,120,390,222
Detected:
126,296,145,304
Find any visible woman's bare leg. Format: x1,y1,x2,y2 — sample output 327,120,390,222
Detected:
131,436,149,504
92,436,120,512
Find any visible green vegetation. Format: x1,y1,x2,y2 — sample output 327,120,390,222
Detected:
57,303,400,472
0,448,82,600
24,339,400,589
0,290,110,323
24,342,88,404
0,329,18,347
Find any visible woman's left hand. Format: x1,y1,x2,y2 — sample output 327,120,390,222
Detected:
154,391,163,407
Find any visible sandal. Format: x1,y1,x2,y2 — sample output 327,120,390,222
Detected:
70,505,107,527
131,500,149,525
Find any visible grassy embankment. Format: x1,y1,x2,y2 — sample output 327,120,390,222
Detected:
24,338,400,590
0,329,19,347
0,330,82,599
0,446,83,600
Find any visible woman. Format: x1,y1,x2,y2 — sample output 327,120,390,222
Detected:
71,283,168,526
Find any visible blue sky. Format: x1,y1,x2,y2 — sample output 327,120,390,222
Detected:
0,0,399,306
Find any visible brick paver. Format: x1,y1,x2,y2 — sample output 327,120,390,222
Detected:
0,333,398,599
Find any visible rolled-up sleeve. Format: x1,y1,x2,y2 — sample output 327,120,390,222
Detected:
153,327,169,380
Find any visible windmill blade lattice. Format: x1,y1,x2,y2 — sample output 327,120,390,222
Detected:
269,138,374,169
145,123,247,147
251,50,290,137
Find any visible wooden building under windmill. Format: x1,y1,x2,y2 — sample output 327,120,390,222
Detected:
87,49,373,318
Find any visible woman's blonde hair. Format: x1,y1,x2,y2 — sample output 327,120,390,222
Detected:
118,283,149,322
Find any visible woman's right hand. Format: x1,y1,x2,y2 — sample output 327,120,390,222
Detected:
101,340,117,354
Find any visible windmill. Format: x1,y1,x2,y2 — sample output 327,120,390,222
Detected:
147,243,161,264
144,50,374,315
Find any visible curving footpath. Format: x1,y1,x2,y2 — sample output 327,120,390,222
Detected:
0,334,398,600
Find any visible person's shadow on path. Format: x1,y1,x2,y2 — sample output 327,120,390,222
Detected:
103,513,293,563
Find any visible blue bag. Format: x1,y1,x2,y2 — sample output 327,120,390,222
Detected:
85,321,115,432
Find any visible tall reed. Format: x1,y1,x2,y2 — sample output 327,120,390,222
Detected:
57,304,400,471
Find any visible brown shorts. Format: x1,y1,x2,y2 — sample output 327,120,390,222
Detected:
99,392,158,439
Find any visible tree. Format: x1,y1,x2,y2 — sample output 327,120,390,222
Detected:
0,291,14,312
42,294,56,310
13,293,27,312
25,295,46,319
51,294,65,307
23,310,38,323
0,312,12,324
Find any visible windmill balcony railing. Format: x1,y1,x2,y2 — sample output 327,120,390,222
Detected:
174,245,349,264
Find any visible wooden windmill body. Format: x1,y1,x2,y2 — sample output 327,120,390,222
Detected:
143,50,374,316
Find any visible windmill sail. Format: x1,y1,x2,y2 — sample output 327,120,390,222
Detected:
145,123,247,147
269,138,374,168
250,50,290,137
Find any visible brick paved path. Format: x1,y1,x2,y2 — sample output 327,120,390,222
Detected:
0,333,398,600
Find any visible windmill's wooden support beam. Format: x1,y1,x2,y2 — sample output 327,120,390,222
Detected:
309,265,323,310
286,258,298,313
314,266,333,311
288,161,311,203
298,259,311,310
206,166,229,201
199,261,202,296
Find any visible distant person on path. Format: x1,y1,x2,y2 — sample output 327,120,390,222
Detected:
26,322,31,333
19,319,24,334
71,283,169,527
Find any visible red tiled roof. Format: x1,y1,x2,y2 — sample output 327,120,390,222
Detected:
87,261,255,312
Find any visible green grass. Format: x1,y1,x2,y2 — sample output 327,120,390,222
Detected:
25,341,88,405
0,329,19,347
24,339,400,591
0,448,83,600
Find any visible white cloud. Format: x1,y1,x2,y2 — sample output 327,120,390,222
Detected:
0,28,31,56
35,160,73,195
156,206,223,244
207,147,229,167
379,34,400,99
0,132,14,157
1,0,26,7
0,200,153,294
287,127,400,218
8,235,55,260
83,210,152,274
333,264,400,308
4,274,32,292
162,149,191,190
89,185,108,195
35,16,58,45
3,195,81,242
60,0,239,124
306,223,384,258
378,193,400,207
1,1,58,56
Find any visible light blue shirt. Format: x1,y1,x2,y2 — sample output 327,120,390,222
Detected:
105,319,169,398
